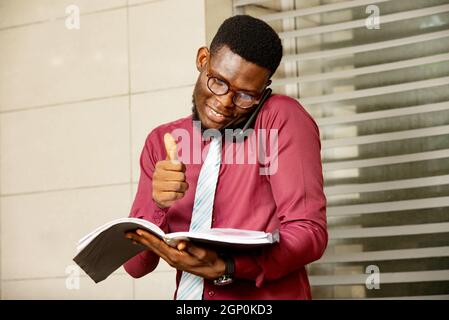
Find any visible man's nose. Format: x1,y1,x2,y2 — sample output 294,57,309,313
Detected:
216,91,235,108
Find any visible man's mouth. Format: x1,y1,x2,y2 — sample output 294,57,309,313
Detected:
205,105,230,124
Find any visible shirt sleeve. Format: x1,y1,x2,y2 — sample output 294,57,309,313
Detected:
233,98,328,287
123,130,169,278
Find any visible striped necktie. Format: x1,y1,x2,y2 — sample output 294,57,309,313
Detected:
176,137,222,300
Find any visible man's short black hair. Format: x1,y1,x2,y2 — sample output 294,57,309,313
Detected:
210,15,283,77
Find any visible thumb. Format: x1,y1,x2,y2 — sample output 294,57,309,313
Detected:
177,241,187,251
164,133,178,161
181,243,205,260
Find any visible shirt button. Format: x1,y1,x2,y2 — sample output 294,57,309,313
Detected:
208,290,215,297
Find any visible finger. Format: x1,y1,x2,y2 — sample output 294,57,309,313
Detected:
126,233,151,247
177,241,187,251
134,230,195,267
155,170,186,182
156,160,186,172
134,230,204,267
130,231,172,259
164,133,178,161
125,232,137,239
135,229,162,244
125,232,138,245
154,180,189,193
156,191,185,202
182,243,208,261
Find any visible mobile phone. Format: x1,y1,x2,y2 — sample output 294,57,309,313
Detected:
231,88,272,142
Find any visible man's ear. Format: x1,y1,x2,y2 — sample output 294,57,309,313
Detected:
196,47,209,71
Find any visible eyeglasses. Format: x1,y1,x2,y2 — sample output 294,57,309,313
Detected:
206,74,260,109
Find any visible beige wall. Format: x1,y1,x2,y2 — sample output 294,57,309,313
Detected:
0,0,207,299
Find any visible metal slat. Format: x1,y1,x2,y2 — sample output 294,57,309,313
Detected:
300,76,449,105
316,101,449,126
233,0,271,7
310,270,449,286
283,30,449,62
278,4,449,39
369,294,449,300
317,246,449,263
328,196,449,216
261,0,391,21
322,124,449,149
329,222,449,239
323,149,449,171
324,174,449,196
274,53,449,86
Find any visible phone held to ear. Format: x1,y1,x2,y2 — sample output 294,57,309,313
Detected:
231,88,272,142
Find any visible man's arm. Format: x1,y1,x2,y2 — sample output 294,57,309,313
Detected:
123,132,167,278
124,128,224,280
233,97,328,287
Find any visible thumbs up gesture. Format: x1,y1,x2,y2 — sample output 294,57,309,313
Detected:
164,132,178,162
152,133,189,208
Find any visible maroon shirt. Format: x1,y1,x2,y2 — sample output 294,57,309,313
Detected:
123,94,328,299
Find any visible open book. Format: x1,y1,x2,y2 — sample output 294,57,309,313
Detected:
73,217,279,283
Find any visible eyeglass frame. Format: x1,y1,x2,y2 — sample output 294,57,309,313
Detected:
205,62,269,109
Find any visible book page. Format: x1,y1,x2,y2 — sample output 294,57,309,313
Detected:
77,217,165,252
74,219,279,283
165,228,279,248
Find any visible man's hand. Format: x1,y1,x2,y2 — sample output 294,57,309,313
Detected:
125,229,226,280
152,133,189,208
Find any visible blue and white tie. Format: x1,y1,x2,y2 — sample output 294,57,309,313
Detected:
176,137,222,300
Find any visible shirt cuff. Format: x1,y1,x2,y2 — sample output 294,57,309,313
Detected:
152,205,169,229
233,255,264,287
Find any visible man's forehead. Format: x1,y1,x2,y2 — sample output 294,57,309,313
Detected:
210,46,241,65
208,46,269,89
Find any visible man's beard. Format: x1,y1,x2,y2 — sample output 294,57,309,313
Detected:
191,95,201,122
191,95,248,136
